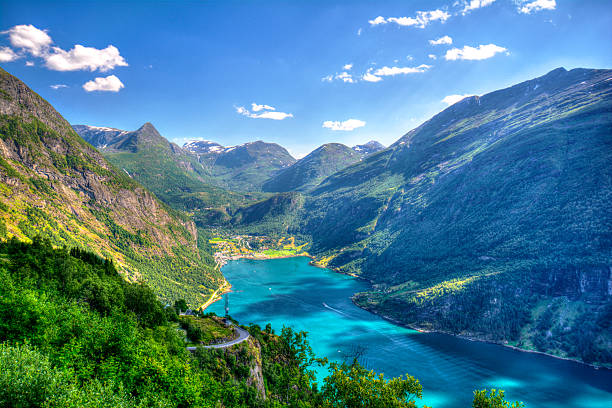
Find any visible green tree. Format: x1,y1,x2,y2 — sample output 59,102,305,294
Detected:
322,360,428,408
473,389,524,408
174,298,188,313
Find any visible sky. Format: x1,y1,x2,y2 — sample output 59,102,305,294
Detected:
1,0,611,158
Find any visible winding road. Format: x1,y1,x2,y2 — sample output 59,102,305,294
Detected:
187,325,250,352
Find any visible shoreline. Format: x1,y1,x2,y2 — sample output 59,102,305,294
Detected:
210,253,610,370
353,298,611,371
199,280,232,311
321,263,611,370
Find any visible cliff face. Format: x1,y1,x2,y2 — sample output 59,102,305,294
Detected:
537,265,611,304
0,67,223,305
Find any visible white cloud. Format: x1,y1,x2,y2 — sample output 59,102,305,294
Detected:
429,35,453,45
442,94,475,106
1,24,128,73
362,72,382,82
343,63,353,70
50,84,68,90
251,111,293,120
236,105,293,120
325,63,429,84
0,46,19,62
519,0,556,14
25,61,34,66
5,24,52,56
428,54,437,60
369,16,387,26
373,64,431,76
251,103,276,112
462,0,497,14
82,75,124,92
45,44,128,72
336,71,355,83
445,44,507,60
322,71,355,83
369,10,450,28
406,55,414,61
357,28,363,36
322,119,366,131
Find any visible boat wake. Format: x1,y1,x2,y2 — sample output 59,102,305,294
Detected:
322,302,351,318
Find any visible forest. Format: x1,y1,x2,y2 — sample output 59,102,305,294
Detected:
0,237,522,407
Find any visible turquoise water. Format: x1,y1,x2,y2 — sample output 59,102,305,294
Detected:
207,257,612,408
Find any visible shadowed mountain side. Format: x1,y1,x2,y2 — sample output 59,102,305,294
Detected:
262,143,363,193
297,67,612,366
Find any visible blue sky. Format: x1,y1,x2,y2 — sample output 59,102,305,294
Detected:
1,0,611,157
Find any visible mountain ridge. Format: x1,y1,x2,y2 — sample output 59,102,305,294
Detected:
0,66,225,305
294,67,612,365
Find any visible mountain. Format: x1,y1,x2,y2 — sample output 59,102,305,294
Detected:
232,191,305,235
0,67,225,306
262,143,362,192
183,140,296,191
77,121,183,154
183,139,224,154
352,140,385,156
71,124,127,148
74,123,259,226
297,67,612,365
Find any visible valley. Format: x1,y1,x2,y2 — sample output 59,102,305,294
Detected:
67,66,612,369
1,64,611,407
2,1,611,406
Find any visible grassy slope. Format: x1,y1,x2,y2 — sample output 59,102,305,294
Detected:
0,67,225,306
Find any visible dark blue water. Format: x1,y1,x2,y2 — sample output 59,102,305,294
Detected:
207,257,612,408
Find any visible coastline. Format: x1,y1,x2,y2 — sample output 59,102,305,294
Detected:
315,261,611,370
199,280,232,311
208,252,610,370
353,297,611,371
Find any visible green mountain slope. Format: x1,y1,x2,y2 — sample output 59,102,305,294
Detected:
74,123,261,226
0,67,224,306
184,140,296,191
262,143,362,192
300,67,612,365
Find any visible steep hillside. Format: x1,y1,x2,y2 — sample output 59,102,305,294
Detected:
75,123,259,226
301,67,612,365
0,67,224,306
232,192,306,235
184,140,296,191
262,143,362,192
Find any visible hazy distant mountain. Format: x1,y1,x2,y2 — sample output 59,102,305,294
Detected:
262,143,362,192
72,124,127,148
183,140,225,155
183,140,296,191
74,122,257,227
352,140,385,156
